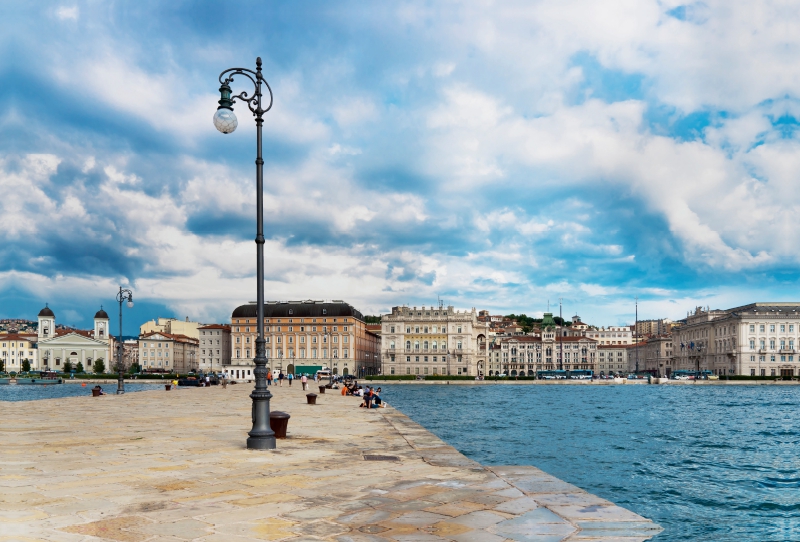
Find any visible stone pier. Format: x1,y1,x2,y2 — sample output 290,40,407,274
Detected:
1,384,662,541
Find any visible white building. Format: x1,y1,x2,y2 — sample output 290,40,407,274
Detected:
585,326,633,345
198,324,231,374
673,303,800,377
37,306,112,372
380,305,489,377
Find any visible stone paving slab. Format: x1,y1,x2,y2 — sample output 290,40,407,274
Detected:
0,384,662,541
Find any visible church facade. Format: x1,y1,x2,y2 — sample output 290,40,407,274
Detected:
36,305,113,372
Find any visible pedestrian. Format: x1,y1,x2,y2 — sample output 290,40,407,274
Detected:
278,372,284,386
222,374,227,389
301,374,308,390
267,370,272,386
205,374,210,387
288,373,293,386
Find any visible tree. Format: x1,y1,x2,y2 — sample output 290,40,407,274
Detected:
0,359,4,372
129,362,141,374
364,315,382,324
62,360,73,373
93,359,105,374
75,362,84,373
21,359,31,372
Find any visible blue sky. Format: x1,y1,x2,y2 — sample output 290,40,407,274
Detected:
2,1,800,334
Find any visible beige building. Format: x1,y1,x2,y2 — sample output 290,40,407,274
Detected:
198,324,231,374
0,333,38,371
597,344,628,375
673,303,800,378
230,300,380,379
585,326,633,345
380,305,489,377
641,335,674,376
140,317,203,340
138,332,199,373
636,319,673,337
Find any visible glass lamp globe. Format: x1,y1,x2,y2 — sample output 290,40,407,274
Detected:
213,108,238,134
127,300,134,308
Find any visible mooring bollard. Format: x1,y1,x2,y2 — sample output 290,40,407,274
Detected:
269,411,291,438
306,393,317,405
319,385,326,394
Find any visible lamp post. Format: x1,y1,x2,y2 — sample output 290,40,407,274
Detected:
116,287,133,394
214,58,276,450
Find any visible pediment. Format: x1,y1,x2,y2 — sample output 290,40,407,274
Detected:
39,333,108,347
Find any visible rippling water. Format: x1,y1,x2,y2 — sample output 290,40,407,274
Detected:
383,384,800,542
0,383,166,401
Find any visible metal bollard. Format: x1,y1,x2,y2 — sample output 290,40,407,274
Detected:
306,393,317,405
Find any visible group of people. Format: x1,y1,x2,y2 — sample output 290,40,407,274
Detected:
357,386,385,408
265,371,294,386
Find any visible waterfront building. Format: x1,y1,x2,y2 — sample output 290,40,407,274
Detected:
597,344,627,375
198,324,231,375
140,317,203,340
36,306,112,372
641,335,674,376
635,318,674,337
230,300,380,379
488,328,598,376
585,326,633,345
673,303,800,377
0,333,38,371
380,305,489,377
138,332,199,373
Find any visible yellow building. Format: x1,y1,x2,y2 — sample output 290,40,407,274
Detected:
0,334,38,371
140,317,203,340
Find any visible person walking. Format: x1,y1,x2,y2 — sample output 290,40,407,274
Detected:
288,373,293,386
301,374,308,390
278,372,284,386
267,370,272,386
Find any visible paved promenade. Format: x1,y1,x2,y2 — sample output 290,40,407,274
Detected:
2,384,662,541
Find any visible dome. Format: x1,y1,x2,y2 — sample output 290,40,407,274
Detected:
94,308,109,319
38,305,55,317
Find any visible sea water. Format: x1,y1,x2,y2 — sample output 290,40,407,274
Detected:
0,383,167,401
383,384,800,542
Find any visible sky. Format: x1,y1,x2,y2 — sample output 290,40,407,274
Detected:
2,1,800,334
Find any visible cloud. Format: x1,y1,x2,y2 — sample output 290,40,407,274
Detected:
4,0,800,330
55,6,78,21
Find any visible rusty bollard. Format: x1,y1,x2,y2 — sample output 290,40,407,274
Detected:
306,393,317,405
319,385,326,394
269,411,291,438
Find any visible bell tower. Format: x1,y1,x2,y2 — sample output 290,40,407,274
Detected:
38,304,55,340
94,307,110,342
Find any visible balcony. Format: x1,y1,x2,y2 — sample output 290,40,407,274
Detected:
780,349,796,354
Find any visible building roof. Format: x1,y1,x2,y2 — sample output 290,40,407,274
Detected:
231,301,364,321
0,334,34,342
139,331,199,344
198,324,231,330
38,305,55,317
94,308,109,319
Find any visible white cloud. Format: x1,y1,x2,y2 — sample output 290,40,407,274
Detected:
55,6,78,20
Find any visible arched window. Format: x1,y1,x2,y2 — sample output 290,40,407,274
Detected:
432,340,437,350
424,341,429,350
406,340,411,350
390,341,395,349
414,341,420,350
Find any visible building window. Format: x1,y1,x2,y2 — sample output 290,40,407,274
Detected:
751,368,756,376
390,367,395,375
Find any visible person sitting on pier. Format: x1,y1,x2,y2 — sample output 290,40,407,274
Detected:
371,389,385,408
359,387,375,408
93,385,105,395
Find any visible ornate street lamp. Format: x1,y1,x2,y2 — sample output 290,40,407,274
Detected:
116,287,133,394
214,58,276,450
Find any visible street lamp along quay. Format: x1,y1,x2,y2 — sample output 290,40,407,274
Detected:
214,57,276,450
116,287,133,395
